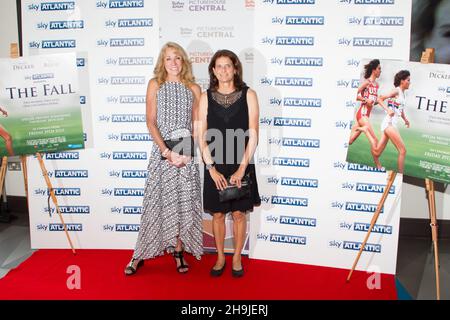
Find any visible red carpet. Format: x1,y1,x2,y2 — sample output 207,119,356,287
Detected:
0,250,397,300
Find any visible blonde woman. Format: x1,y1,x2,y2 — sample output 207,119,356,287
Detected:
124,42,203,275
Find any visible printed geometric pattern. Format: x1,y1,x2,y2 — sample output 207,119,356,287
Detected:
133,82,203,260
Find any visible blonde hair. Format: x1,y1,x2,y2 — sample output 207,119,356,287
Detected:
153,42,195,86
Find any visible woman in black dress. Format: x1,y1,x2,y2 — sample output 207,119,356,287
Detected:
198,49,260,277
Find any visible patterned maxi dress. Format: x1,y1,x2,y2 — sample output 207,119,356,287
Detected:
133,81,203,260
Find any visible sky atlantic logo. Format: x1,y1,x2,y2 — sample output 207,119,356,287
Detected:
49,223,82,232
273,117,311,127
285,16,324,25
272,157,310,167
347,163,385,172
345,201,383,213
279,215,316,227
353,222,392,234
282,138,320,148
111,77,146,85
59,206,90,214
40,2,75,11
45,152,79,160
281,177,318,188
115,224,140,232
121,170,148,178
343,241,381,253
112,57,153,66
271,0,316,4
116,18,153,28
363,16,404,26
278,97,321,107
276,36,314,46
114,188,144,196
52,188,81,196
40,40,76,49
123,206,143,214
274,77,313,87
353,37,393,47
32,73,54,80
112,152,147,160
356,183,395,194
270,233,307,245
120,133,152,141
110,38,145,47
354,0,394,4
106,0,144,8
119,95,146,103
111,114,146,122
271,196,308,207
49,20,84,29
54,170,88,178
285,57,323,66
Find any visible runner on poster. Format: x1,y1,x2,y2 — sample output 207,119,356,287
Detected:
347,59,450,183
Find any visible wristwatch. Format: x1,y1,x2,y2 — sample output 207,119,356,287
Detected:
205,162,215,170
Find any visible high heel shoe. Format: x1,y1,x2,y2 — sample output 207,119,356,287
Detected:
231,265,244,278
173,250,189,274
210,261,226,277
124,258,144,276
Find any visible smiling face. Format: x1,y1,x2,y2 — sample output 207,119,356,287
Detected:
213,56,236,85
164,47,183,80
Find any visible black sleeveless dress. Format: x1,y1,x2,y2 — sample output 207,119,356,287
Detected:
203,86,261,214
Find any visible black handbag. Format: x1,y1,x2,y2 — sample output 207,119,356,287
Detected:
218,173,251,203
161,136,195,159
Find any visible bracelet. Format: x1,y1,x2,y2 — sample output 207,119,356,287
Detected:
161,148,170,158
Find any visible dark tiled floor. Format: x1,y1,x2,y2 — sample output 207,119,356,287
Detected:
0,208,449,299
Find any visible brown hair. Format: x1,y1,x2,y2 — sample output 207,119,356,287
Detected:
208,49,246,91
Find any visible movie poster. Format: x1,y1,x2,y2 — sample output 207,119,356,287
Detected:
0,53,84,157
347,59,450,183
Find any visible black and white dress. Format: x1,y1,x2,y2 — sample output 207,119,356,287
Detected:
133,81,203,260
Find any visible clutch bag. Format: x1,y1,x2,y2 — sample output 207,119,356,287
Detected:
218,173,251,203
161,136,195,159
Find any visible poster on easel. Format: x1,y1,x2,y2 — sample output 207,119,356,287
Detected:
0,52,84,157
347,58,450,183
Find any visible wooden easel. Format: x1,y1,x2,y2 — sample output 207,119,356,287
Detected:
1,43,76,254
346,49,441,300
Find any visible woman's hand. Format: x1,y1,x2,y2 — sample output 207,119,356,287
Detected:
209,167,228,191
230,168,245,188
166,151,187,168
404,119,410,128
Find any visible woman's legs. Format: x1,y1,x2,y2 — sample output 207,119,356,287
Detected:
349,121,362,145
356,118,381,168
212,212,226,270
231,211,246,271
384,126,407,173
373,132,389,158
0,126,14,156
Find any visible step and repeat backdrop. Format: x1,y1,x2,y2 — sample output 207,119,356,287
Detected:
21,0,412,274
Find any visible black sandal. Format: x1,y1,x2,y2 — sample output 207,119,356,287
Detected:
173,250,189,274
124,258,144,276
